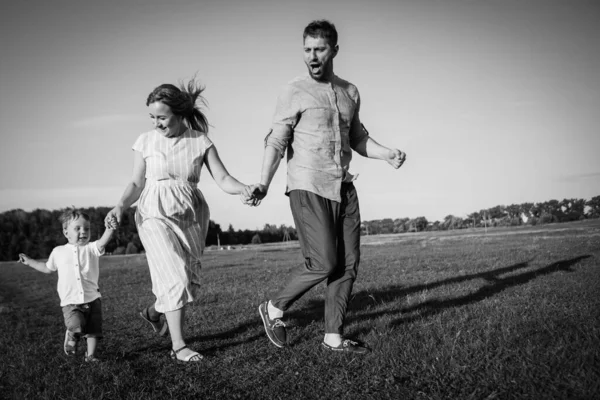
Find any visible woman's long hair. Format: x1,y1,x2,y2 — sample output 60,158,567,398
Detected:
146,77,209,133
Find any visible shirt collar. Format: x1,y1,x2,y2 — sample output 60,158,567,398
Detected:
302,72,339,86
65,242,86,249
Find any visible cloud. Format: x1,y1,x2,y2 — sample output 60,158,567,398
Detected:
70,114,145,129
555,172,600,182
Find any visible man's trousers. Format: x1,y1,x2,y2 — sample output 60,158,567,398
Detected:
272,182,361,334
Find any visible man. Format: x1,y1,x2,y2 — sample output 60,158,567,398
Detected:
252,20,406,354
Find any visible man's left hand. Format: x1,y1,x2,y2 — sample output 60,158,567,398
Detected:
387,149,407,169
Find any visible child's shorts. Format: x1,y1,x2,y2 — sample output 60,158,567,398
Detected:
61,298,103,338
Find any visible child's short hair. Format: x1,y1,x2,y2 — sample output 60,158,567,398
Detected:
59,208,90,229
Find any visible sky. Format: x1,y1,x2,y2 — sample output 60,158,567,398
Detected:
1,0,599,230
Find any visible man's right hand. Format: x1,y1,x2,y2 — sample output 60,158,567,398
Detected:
241,184,268,206
252,184,268,201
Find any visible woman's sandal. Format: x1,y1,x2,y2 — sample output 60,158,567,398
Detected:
139,307,169,336
170,346,203,362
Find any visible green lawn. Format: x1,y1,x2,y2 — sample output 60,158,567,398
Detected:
1,220,599,399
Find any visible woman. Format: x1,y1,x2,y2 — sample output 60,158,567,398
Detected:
106,79,252,362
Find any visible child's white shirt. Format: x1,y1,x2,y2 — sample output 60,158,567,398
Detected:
46,241,104,306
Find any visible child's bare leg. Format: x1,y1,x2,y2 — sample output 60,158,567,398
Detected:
86,337,98,357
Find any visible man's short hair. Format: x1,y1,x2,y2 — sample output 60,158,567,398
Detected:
303,20,338,47
59,208,90,229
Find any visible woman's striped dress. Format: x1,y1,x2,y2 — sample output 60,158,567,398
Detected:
133,129,212,313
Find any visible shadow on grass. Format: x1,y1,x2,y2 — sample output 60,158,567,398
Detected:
383,254,592,329
121,324,265,362
124,254,591,354
186,320,264,354
118,342,170,362
285,255,592,338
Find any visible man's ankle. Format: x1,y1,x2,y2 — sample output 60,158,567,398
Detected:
324,333,342,347
267,300,283,319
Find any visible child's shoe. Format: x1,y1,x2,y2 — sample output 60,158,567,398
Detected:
85,352,100,363
63,330,79,355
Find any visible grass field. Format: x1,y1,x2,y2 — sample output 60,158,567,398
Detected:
1,220,599,399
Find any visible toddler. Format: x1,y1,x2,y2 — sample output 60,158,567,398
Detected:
19,209,115,362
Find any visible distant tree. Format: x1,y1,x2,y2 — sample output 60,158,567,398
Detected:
520,202,535,218
251,233,262,244
206,220,222,246
113,246,126,255
2,196,599,261
368,220,382,235
223,224,239,245
586,195,600,218
505,204,521,219
532,200,561,224
380,218,394,234
454,216,465,229
519,202,535,224
467,212,481,227
487,205,507,221
560,198,586,221
360,223,369,235
539,211,557,224
443,215,464,230
544,200,563,221
261,223,283,242
408,217,428,232
131,234,143,252
393,218,409,233
442,215,453,230
263,224,278,235
530,203,543,218
125,242,138,255
284,224,296,239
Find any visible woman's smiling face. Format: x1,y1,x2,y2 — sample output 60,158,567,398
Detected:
148,101,184,137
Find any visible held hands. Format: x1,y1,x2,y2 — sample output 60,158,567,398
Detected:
240,184,268,207
386,149,407,169
104,208,121,230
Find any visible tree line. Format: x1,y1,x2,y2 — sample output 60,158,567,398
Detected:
0,207,297,262
1,195,598,261
361,196,600,235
